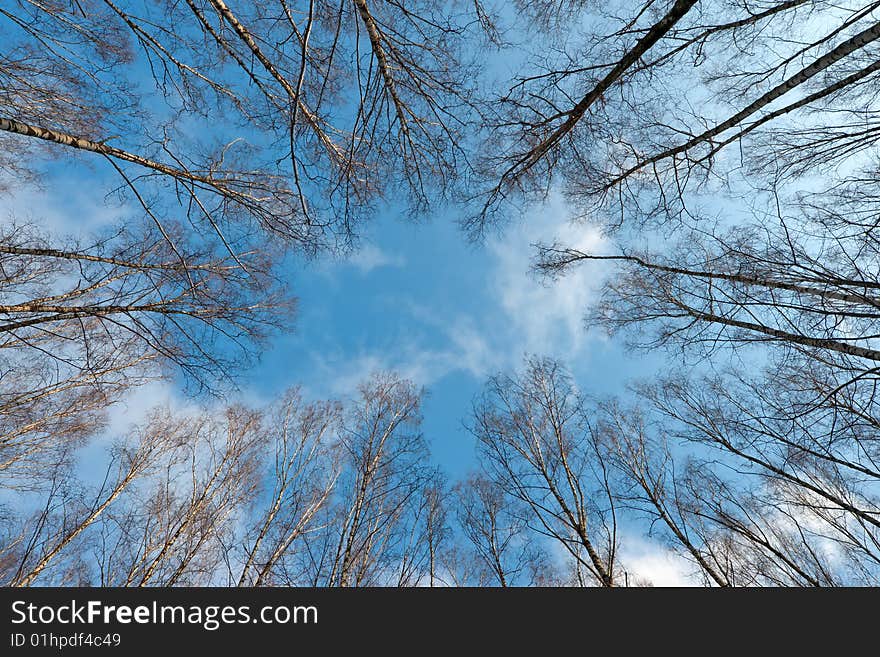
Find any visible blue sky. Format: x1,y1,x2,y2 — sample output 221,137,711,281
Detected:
0,0,711,587
0,0,664,480
0,0,671,480
239,193,667,477
2,171,693,585
7,0,876,588
0,2,708,584
3,164,664,477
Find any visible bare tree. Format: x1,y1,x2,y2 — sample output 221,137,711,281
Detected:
0,2,489,484
473,3,880,587
313,374,434,587
1,0,488,249
461,353,880,586
0,219,287,384
475,1,880,230
11,0,880,591
498,3,880,379
235,390,341,586
474,0,699,227
454,472,550,586
4,412,181,586
595,367,880,586
0,215,288,498
470,357,618,586
0,370,460,587
537,172,880,372
102,406,266,587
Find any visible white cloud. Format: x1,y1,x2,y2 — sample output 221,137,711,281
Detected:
618,534,701,587
303,194,612,395
62,380,205,488
103,379,201,437
305,342,472,398
486,194,607,361
444,317,501,378
0,183,128,238
347,243,406,274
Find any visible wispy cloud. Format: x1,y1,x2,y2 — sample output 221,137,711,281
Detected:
302,194,611,394
486,194,607,361
0,181,129,238
303,340,478,397
618,534,701,587
347,243,407,274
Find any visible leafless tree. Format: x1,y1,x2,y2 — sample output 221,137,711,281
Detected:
1,389,338,586
92,406,267,586
0,219,287,384
3,412,182,586
469,357,619,586
497,3,880,380
235,390,342,587
463,354,880,586
301,374,435,587
468,2,880,587
0,356,469,587
10,0,880,591
475,1,880,230
453,472,551,586
593,366,880,586
0,215,288,499
0,2,490,484
1,0,489,249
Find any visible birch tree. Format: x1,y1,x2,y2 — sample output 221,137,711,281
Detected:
476,1,878,228
453,472,550,586
597,370,880,586
470,357,619,586
289,374,436,587
1,0,488,248
4,413,182,586
235,391,341,587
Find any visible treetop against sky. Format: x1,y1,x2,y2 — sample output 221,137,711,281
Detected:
2,0,880,586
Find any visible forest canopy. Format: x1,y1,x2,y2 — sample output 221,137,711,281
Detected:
2,0,880,586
